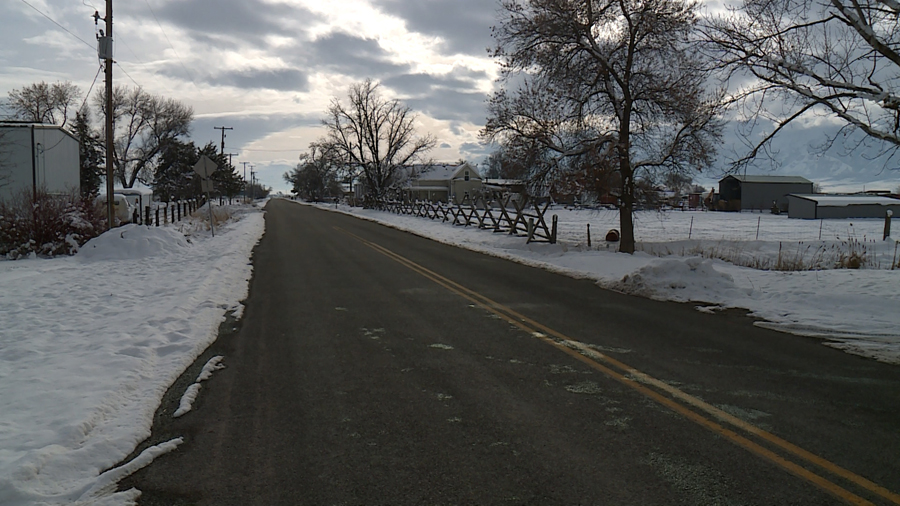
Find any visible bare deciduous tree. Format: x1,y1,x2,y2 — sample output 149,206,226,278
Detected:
704,0,900,164
7,81,81,128
484,0,724,253
96,86,193,188
322,79,435,202
284,142,343,202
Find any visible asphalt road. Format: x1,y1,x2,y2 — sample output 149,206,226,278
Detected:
123,199,900,505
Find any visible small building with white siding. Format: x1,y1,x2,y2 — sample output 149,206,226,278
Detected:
786,194,900,219
0,122,80,202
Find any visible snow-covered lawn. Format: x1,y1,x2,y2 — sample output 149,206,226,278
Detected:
0,199,897,506
0,205,264,506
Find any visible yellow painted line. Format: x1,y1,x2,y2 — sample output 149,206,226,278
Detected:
336,227,898,506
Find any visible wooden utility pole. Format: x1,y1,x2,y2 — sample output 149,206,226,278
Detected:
102,0,114,229
214,126,232,156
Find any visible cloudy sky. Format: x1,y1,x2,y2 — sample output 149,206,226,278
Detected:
1,0,897,193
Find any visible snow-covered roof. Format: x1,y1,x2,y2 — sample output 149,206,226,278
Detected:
407,185,450,192
413,162,480,182
789,194,900,207
722,175,812,184
484,179,525,186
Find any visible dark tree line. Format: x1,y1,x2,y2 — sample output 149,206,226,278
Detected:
153,140,244,202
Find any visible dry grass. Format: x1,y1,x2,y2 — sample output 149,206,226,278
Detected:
638,238,880,271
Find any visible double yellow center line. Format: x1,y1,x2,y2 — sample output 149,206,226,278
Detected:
338,227,899,506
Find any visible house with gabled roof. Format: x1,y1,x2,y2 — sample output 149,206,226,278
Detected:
402,162,482,204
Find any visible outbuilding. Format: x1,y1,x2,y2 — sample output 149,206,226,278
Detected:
718,175,813,212
786,194,900,219
0,122,80,202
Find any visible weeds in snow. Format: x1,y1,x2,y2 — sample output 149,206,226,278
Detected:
639,238,883,271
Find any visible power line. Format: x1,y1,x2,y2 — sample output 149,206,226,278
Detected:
20,0,95,52
114,61,142,88
143,0,198,88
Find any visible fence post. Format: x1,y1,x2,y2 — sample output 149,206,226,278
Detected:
155,207,160,226
587,223,592,248
144,206,150,226
526,218,535,244
884,210,893,240
177,201,182,221
551,214,557,244
171,204,175,223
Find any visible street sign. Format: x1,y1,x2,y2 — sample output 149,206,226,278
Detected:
193,155,219,237
194,155,218,179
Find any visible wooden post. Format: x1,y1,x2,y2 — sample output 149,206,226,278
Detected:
527,218,535,243
587,223,592,248
884,210,893,240
177,201,182,221
155,208,160,227
689,216,694,239
551,214,557,244
756,216,761,240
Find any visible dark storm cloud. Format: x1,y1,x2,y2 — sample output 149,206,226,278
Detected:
372,0,497,54
405,89,487,124
459,141,493,161
216,68,309,92
153,65,308,92
301,33,410,78
381,72,488,124
381,70,487,96
150,0,315,41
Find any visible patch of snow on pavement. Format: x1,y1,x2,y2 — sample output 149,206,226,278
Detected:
173,356,225,417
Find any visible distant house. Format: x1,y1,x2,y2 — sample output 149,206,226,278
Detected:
718,175,813,212
403,162,482,204
787,194,900,219
0,122,80,202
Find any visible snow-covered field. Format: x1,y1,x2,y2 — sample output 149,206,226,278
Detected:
0,199,898,506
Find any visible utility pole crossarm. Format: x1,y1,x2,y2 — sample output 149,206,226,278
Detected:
214,126,233,156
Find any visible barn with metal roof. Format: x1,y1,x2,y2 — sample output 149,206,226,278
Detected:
718,175,814,212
